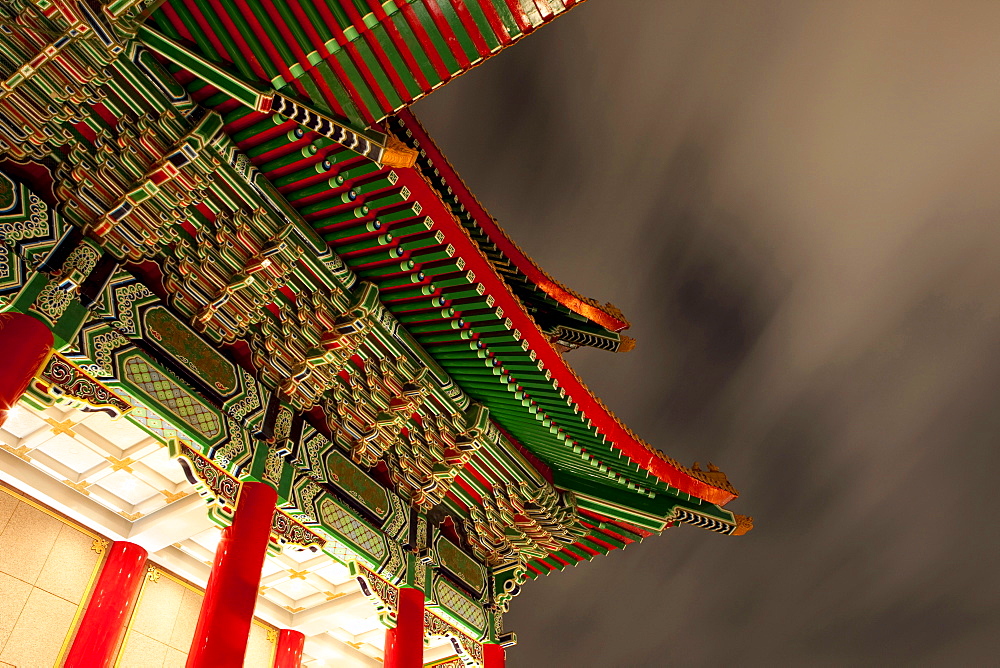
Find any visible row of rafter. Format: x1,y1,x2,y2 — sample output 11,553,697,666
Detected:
149,0,586,127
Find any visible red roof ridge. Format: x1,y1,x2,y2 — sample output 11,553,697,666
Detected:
557,349,740,503
398,110,631,333
392,115,738,507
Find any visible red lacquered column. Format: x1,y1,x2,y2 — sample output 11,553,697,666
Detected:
64,541,148,668
483,643,506,668
383,587,424,668
187,481,277,668
0,312,53,428
272,629,305,668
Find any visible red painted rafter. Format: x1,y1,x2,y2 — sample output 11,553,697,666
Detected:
395,111,629,333
397,1,453,82
475,0,513,46
338,0,416,106
444,0,491,57
361,0,434,94
199,0,270,81
421,0,473,69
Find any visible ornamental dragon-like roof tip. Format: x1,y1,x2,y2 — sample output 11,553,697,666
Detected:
732,515,755,536
688,461,740,498
379,135,418,169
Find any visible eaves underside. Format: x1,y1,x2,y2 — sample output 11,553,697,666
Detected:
163,69,736,509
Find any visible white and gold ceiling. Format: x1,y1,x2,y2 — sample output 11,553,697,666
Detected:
0,399,461,666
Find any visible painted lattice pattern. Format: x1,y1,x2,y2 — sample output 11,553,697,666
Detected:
433,577,486,634
122,354,222,439
318,496,387,562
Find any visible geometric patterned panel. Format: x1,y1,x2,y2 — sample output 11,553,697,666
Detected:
435,535,486,593
318,497,388,564
431,576,487,636
122,354,222,440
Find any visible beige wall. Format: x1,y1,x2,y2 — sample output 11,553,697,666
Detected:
0,486,277,667
117,568,276,667
0,486,104,668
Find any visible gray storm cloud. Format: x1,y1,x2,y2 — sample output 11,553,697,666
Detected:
415,1,1000,665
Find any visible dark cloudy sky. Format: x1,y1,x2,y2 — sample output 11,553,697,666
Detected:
414,2,1000,666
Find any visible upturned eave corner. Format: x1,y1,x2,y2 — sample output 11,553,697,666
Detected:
732,514,755,536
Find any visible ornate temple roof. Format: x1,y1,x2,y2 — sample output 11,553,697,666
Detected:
395,111,635,353
392,112,741,506
0,4,751,658
151,70,741,512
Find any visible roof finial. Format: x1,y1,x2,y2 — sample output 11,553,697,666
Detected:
380,135,418,168
732,515,754,536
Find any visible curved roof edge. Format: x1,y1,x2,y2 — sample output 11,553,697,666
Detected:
398,110,632,334
394,113,737,507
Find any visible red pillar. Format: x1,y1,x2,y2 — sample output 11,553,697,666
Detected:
0,312,52,428
64,541,148,668
383,587,424,668
187,481,277,668
483,643,506,668
272,629,305,668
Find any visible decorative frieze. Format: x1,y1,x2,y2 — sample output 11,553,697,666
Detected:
352,561,399,628
34,350,132,417
170,438,325,552
424,608,484,667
